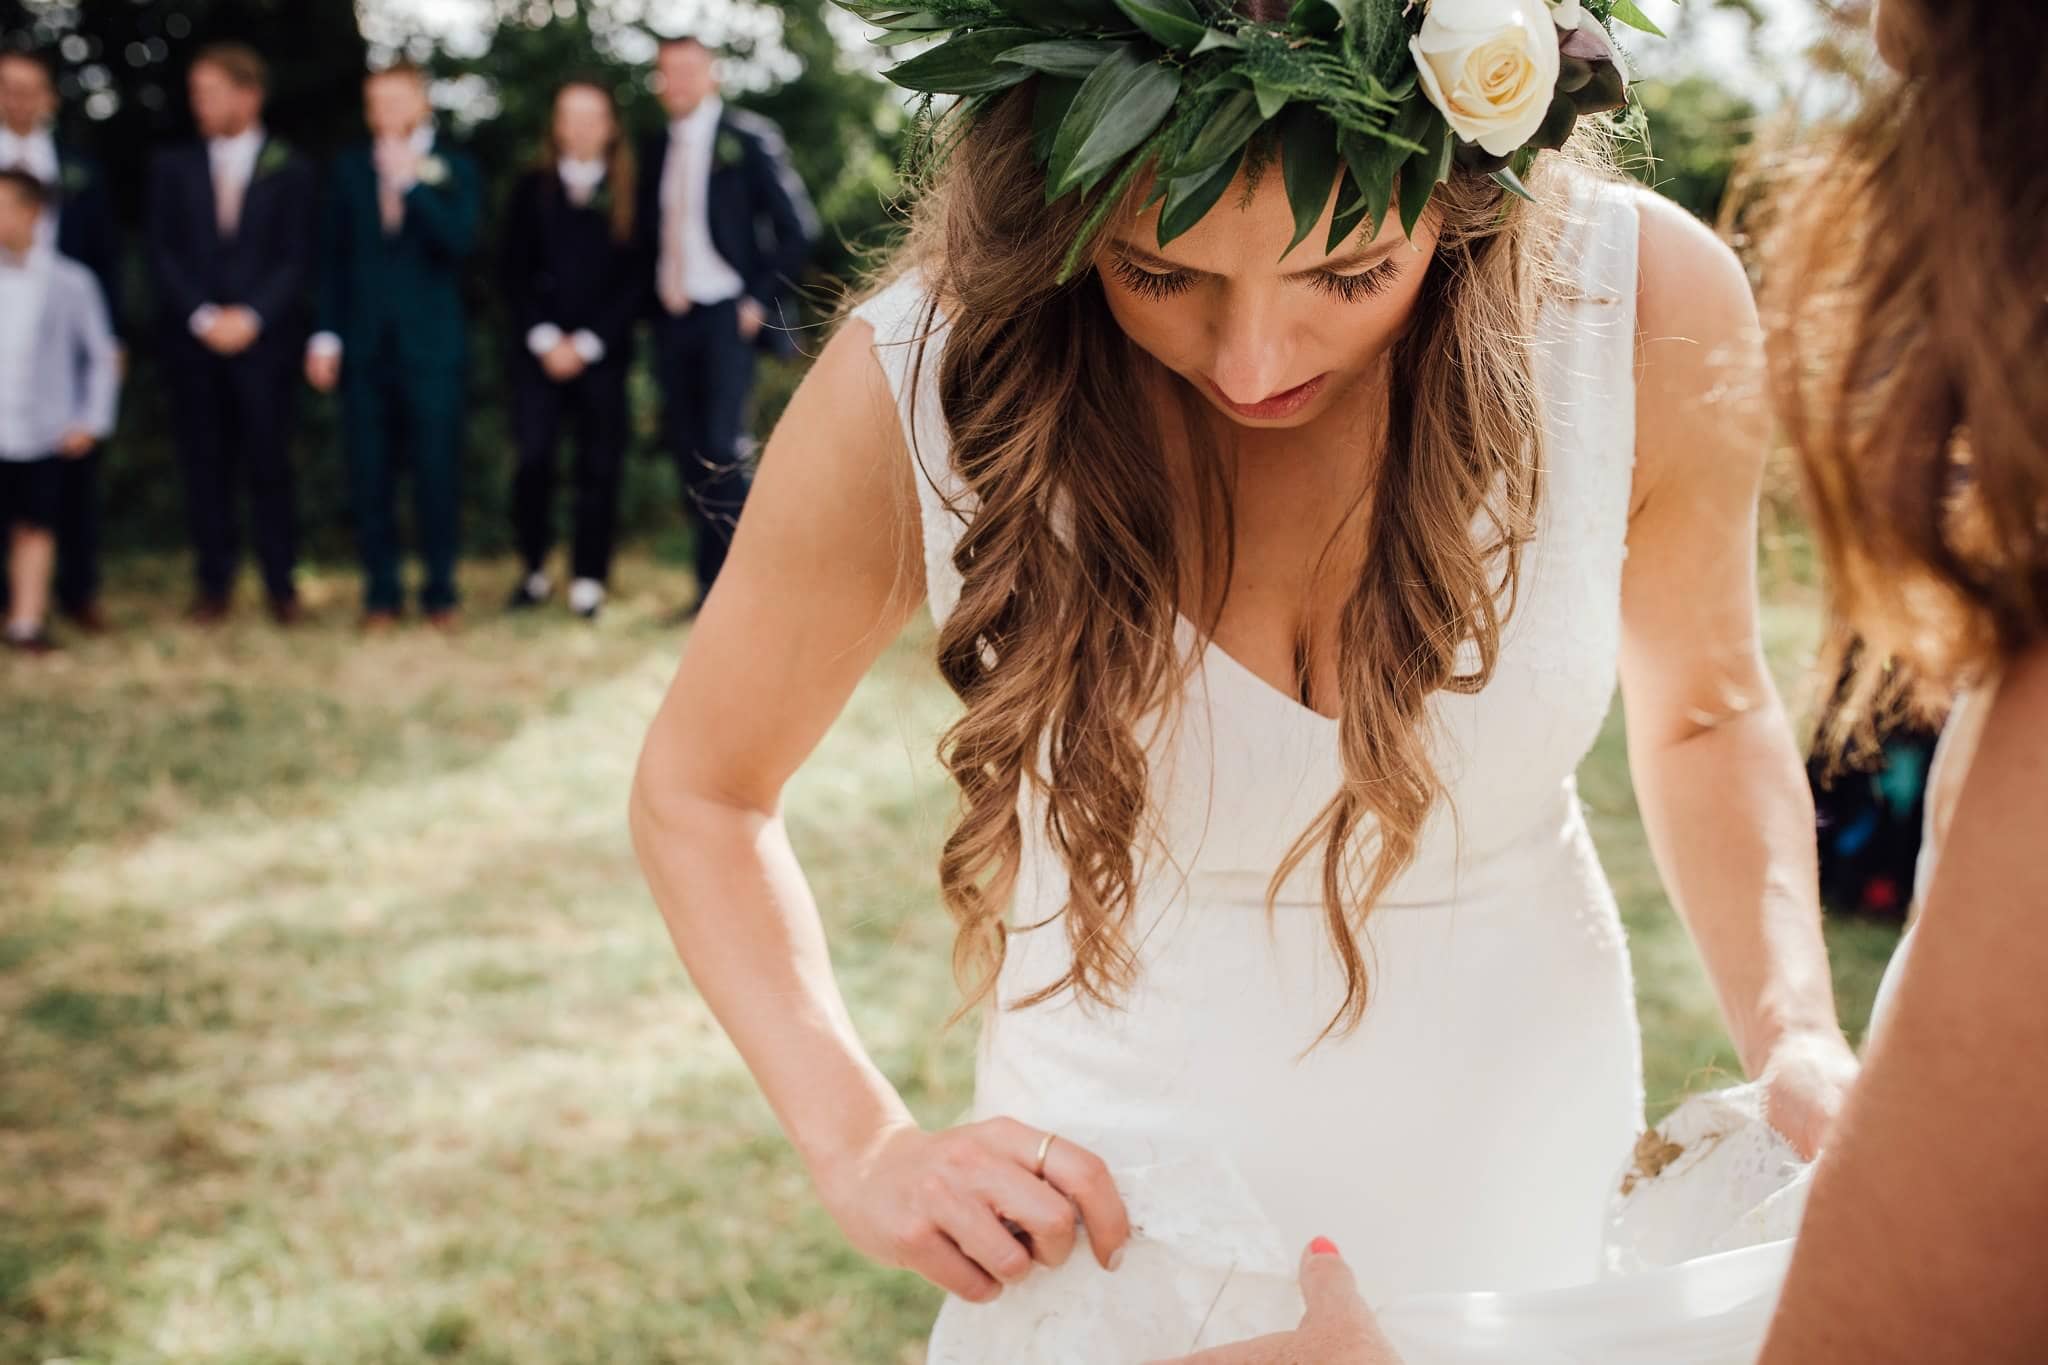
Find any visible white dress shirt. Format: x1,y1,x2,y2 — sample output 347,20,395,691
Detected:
190,126,267,340
0,124,62,252
309,126,437,364
0,248,51,458
661,97,744,307
526,157,611,366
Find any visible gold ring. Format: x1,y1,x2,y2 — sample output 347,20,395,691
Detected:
1032,1131,1057,1178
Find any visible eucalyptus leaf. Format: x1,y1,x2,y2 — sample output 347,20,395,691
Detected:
1605,0,1666,38
998,39,1123,77
1047,48,1182,198
1112,0,1209,49
1280,106,1340,257
1158,143,1245,246
887,28,1040,94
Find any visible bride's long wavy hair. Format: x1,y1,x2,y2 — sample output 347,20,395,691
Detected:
860,48,1598,1040
1764,0,2048,751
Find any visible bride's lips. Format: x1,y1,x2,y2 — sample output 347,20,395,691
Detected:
1205,373,1329,421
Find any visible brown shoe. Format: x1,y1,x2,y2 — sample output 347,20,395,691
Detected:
360,609,400,635
270,597,306,627
6,628,59,655
187,597,231,627
425,608,462,634
61,601,110,635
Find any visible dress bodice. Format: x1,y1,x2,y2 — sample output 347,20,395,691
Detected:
852,176,1643,916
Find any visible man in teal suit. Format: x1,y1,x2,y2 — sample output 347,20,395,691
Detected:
307,61,481,630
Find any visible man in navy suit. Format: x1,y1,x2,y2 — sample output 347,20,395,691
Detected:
0,48,122,633
146,43,315,625
638,36,816,617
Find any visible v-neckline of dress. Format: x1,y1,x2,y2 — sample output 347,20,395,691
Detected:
1175,612,1341,727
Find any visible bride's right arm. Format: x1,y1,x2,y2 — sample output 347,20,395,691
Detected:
628,320,1130,1303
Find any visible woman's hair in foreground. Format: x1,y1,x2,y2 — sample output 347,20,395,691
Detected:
863,73,1608,1040
1765,0,2048,752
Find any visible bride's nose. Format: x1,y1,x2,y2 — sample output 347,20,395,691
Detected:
1205,291,1296,406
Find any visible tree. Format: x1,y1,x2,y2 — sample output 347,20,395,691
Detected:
1621,74,1760,222
4,0,367,224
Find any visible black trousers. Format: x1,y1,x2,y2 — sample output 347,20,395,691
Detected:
166,337,299,606
342,341,466,615
510,357,629,585
54,448,101,613
655,299,757,599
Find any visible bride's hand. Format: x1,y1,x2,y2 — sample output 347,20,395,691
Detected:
1146,1239,1404,1365
816,1116,1131,1302
1761,1028,1861,1161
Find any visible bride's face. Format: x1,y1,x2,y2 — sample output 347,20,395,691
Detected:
1097,164,1440,430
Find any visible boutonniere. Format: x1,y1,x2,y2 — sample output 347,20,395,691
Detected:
713,129,745,172
59,160,91,195
416,154,450,188
255,139,291,181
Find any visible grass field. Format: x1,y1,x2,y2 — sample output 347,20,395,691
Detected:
2,548,1898,1365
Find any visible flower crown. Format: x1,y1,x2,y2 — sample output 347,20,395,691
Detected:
839,0,1659,278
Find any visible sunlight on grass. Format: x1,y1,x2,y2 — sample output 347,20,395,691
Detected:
2,547,1896,1363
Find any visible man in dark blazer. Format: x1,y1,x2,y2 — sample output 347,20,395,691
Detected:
639,36,816,617
0,47,122,632
146,42,315,625
306,61,482,631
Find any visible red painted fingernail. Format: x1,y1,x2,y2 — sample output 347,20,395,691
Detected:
1309,1236,1340,1257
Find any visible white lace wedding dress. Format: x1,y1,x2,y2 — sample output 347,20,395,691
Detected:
851,179,1820,1362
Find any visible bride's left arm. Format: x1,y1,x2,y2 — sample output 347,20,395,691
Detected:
1616,190,1857,1158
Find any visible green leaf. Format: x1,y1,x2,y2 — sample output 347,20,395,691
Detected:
886,28,1040,94
1396,111,1451,240
1033,76,1084,163
1339,131,1402,240
1605,0,1666,38
1288,0,1341,35
1157,143,1245,246
998,39,1124,78
874,27,942,46
1191,28,1246,54
1279,106,1340,257
1253,79,1289,121
996,0,1124,29
1172,89,1266,176
1490,166,1535,203
1325,170,1372,254
1112,0,1208,49
1047,48,1182,199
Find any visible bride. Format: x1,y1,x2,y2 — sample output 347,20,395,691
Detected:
629,0,1857,1351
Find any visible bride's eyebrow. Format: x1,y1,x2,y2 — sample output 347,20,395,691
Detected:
1107,238,1402,277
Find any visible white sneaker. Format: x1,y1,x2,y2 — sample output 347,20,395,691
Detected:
568,578,606,619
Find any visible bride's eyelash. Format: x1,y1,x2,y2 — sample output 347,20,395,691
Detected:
1109,256,1194,299
1109,255,1401,304
1307,261,1401,303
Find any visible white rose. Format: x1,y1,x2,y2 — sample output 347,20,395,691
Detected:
1409,0,1563,157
